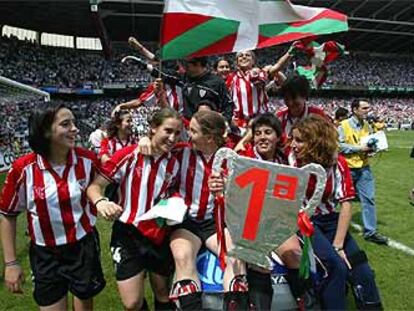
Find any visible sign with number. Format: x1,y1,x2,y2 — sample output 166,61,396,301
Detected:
213,148,326,268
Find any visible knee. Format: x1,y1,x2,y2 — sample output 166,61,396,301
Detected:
279,249,301,269
348,251,376,284
172,248,195,271
353,264,375,282
122,295,144,311
152,282,170,299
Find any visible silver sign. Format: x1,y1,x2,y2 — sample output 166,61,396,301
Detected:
213,148,327,269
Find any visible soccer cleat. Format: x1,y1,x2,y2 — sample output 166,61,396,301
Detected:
364,233,388,245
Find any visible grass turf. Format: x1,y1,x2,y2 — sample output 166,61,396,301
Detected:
0,130,413,310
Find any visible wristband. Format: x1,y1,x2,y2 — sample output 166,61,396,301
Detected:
333,246,344,252
94,197,109,207
5,259,19,267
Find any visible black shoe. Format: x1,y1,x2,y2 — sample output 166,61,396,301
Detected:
364,232,388,245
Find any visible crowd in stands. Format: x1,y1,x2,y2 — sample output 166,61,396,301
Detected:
0,95,156,157
0,35,413,160
326,54,414,88
1,95,413,159
1,35,413,89
269,97,414,127
0,36,151,89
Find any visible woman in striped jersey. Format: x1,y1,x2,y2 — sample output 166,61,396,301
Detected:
227,50,291,134
87,108,183,311
98,109,135,164
240,113,289,310
289,116,382,310
169,110,248,310
99,110,136,201
136,110,248,310
227,50,269,133
1,102,105,310
210,113,296,310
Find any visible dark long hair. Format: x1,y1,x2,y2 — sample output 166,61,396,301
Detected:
28,102,69,157
106,110,131,138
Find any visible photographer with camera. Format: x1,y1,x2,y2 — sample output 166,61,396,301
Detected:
338,99,388,244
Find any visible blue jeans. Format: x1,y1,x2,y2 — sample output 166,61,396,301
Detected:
310,214,382,310
351,166,377,236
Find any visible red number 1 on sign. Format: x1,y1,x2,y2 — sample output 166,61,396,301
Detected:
235,168,299,241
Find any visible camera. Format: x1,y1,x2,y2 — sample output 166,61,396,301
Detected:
367,137,379,152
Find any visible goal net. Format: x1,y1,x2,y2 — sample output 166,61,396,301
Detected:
0,76,50,172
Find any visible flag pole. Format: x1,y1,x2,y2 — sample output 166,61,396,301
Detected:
158,0,167,80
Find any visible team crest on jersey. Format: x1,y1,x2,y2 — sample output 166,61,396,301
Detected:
33,186,46,200
199,89,206,98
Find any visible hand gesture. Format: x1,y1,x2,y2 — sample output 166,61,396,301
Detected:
137,136,152,155
208,172,226,194
5,264,24,294
336,249,352,270
97,201,123,221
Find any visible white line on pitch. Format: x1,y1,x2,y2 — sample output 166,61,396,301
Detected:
350,222,414,256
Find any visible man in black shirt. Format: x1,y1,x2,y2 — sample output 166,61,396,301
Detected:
135,57,233,122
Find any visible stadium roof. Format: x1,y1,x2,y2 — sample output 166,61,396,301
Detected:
0,0,413,54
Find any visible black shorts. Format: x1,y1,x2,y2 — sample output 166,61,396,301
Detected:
110,221,173,281
29,229,105,307
174,217,217,243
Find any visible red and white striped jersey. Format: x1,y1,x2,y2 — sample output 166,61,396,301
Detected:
276,104,327,144
100,145,179,243
239,144,286,165
0,148,98,247
174,144,218,221
227,70,269,124
139,83,184,114
288,153,355,215
98,136,136,159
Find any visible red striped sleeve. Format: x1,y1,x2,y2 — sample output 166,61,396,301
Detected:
337,156,356,202
308,105,330,121
139,83,156,103
100,145,137,183
98,137,111,159
0,159,27,215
